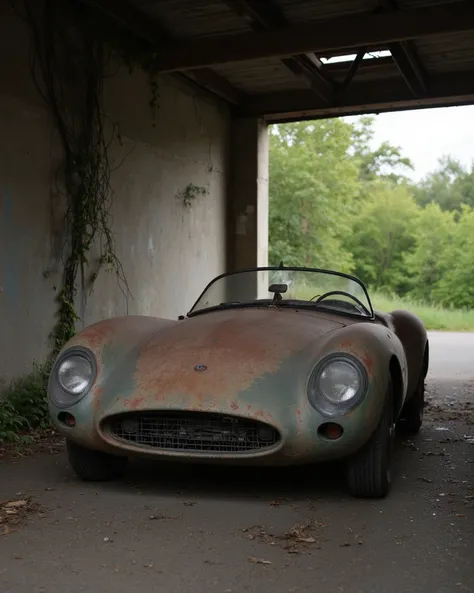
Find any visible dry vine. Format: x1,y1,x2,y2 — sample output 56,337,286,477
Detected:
12,0,133,356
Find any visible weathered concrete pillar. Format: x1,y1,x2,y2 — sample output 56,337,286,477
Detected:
227,116,269,274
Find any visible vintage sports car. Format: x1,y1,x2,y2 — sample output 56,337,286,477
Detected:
47,265,429,498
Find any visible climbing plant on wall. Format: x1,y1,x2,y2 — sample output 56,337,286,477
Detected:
11,0,162,359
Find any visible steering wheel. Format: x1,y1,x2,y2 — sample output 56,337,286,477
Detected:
312,290,371,316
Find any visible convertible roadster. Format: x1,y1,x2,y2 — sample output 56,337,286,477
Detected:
47,265,429,498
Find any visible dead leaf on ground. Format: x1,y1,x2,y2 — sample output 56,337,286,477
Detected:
5,500,28,509
247,556,272,565
282,522,319,544
149,514,181,521
269,498,289,507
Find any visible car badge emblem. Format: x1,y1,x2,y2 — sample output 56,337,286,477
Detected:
194,364,207,372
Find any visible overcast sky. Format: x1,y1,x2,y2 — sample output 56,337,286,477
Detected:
345,105,474,181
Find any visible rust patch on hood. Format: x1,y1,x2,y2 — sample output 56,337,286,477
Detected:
67,316,178,356
134,307,344,403
72,321,117,350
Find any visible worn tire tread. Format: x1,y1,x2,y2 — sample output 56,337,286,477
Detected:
346,380,393,498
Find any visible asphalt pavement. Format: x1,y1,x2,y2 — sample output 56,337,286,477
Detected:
0,331,473,593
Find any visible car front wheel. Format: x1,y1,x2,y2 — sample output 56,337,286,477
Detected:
66,440,128,481
346,379,395,498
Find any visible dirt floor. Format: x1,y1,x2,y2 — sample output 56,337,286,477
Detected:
0,332,473,593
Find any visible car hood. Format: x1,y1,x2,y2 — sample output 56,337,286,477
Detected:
128,306,346,404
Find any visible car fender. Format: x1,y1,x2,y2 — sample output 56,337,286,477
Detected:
48,315,179,438
390,309,429,397
303,321,409,426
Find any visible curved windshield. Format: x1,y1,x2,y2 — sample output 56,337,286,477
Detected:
189,267,373,318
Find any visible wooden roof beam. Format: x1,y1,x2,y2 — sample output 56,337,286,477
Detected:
153,1,474,72
378,0,428,97
79,0,243,104
238,70,474,122
222,0,334,104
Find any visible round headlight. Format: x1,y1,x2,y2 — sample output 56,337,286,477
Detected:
308,354,368,416
319,360,361,403
57,355,93,395
49,348,97,408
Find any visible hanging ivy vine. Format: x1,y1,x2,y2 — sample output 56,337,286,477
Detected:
12,0,161,358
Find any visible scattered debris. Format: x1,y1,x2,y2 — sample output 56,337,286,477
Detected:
418,477,433,484
183,501,197,507
0,431,64,462
242,520,324,554
0,497,45,535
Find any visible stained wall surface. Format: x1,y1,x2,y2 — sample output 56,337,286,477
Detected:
0,1,230,383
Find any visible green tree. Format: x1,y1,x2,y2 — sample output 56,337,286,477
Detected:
431,205,474,308
350,116,415,184
269,120,359,271
344,181,419,294
413,155,474,212
404,203,456,302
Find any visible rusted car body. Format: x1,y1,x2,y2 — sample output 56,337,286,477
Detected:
47,266,429,497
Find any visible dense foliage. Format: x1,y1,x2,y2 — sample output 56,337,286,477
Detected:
269,117,474,310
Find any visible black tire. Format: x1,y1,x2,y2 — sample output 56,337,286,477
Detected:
397,371,425,435
66,440,128,481
346,379,395,498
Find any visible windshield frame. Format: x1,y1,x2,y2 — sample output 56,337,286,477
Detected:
187,266,374,320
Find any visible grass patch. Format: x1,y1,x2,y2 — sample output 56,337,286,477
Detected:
0,362,51,443
277,283,473,331
371,291,474,332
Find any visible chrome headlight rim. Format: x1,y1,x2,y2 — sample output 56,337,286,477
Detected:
49,346,97,408
307,352,369,417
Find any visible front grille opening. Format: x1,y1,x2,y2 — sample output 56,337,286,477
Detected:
105,411,280,453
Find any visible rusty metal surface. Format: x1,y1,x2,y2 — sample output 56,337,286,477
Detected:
47,300,429,465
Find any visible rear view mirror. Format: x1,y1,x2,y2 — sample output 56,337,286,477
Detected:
268,283,288,294
269,283,288,302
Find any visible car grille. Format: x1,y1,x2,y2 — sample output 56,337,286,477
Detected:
105,411,280,453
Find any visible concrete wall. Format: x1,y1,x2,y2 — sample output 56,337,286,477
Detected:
0,1,230,384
